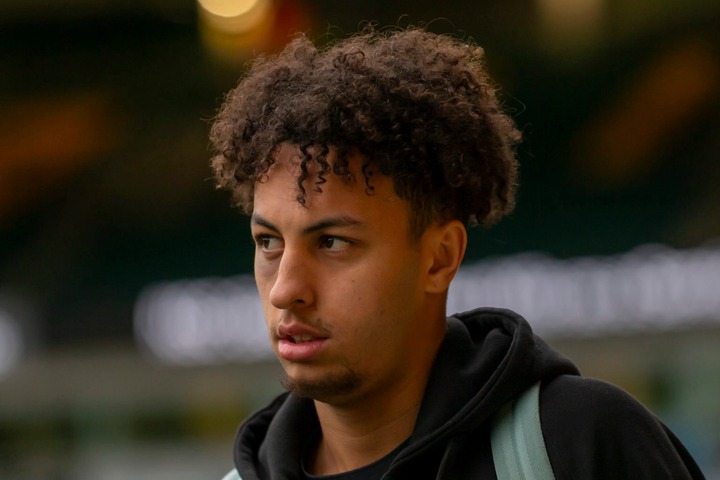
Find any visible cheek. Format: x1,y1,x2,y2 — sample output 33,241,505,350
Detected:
254,257,275,292
254,251,271,275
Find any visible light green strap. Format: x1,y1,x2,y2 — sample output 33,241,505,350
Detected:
221,468,241,480
491,382,555,480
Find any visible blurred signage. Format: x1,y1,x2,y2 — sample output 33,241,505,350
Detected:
134,244,720,365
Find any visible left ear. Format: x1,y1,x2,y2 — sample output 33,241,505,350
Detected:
423,220,467,294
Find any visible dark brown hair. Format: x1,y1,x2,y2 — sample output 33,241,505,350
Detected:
210,27,521,237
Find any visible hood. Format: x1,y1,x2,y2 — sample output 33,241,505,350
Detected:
397,308,579,462
233,307,579,479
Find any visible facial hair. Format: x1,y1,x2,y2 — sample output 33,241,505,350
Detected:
281,368,365,403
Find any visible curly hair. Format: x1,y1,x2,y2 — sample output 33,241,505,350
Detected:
210,27,521,238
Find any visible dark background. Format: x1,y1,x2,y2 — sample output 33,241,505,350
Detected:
1,0,719,345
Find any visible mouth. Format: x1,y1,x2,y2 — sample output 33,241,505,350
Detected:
288,334,315,344
277,321,328,343
277,334,327,362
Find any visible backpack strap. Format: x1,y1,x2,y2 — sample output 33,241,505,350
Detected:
491,382,555,480
221,469,241,480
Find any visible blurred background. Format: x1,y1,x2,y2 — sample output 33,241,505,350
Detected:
1,0,719,478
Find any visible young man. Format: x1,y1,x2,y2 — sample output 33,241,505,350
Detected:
210,28,704,479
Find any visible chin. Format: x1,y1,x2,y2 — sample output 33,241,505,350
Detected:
281,370,365,403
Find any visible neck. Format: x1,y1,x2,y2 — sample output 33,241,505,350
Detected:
307,302,449,476
309,388,423,475
308,325,444,475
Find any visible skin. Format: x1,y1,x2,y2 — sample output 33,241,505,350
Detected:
251,142,467,475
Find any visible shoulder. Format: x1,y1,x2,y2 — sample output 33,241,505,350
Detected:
540,375,649,425
539,375,704,479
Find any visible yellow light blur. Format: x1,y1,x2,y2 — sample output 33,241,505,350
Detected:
537,0,603,54
197,0,272,34
198,0,260,18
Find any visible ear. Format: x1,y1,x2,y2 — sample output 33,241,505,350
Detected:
423,220,467,294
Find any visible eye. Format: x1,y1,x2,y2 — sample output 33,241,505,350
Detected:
318,235,351,252
254,234,283,253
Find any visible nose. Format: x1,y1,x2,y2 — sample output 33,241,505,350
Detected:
268,248,314,310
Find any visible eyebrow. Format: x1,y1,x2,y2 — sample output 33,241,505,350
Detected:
251,214,365,235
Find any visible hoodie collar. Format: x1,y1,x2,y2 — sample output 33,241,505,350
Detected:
235,308,579,478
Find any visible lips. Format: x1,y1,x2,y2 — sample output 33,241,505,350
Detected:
277,323,328,362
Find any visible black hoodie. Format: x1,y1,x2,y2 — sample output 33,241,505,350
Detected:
232,308,705,479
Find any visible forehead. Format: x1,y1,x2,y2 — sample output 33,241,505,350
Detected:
252,143,409,229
